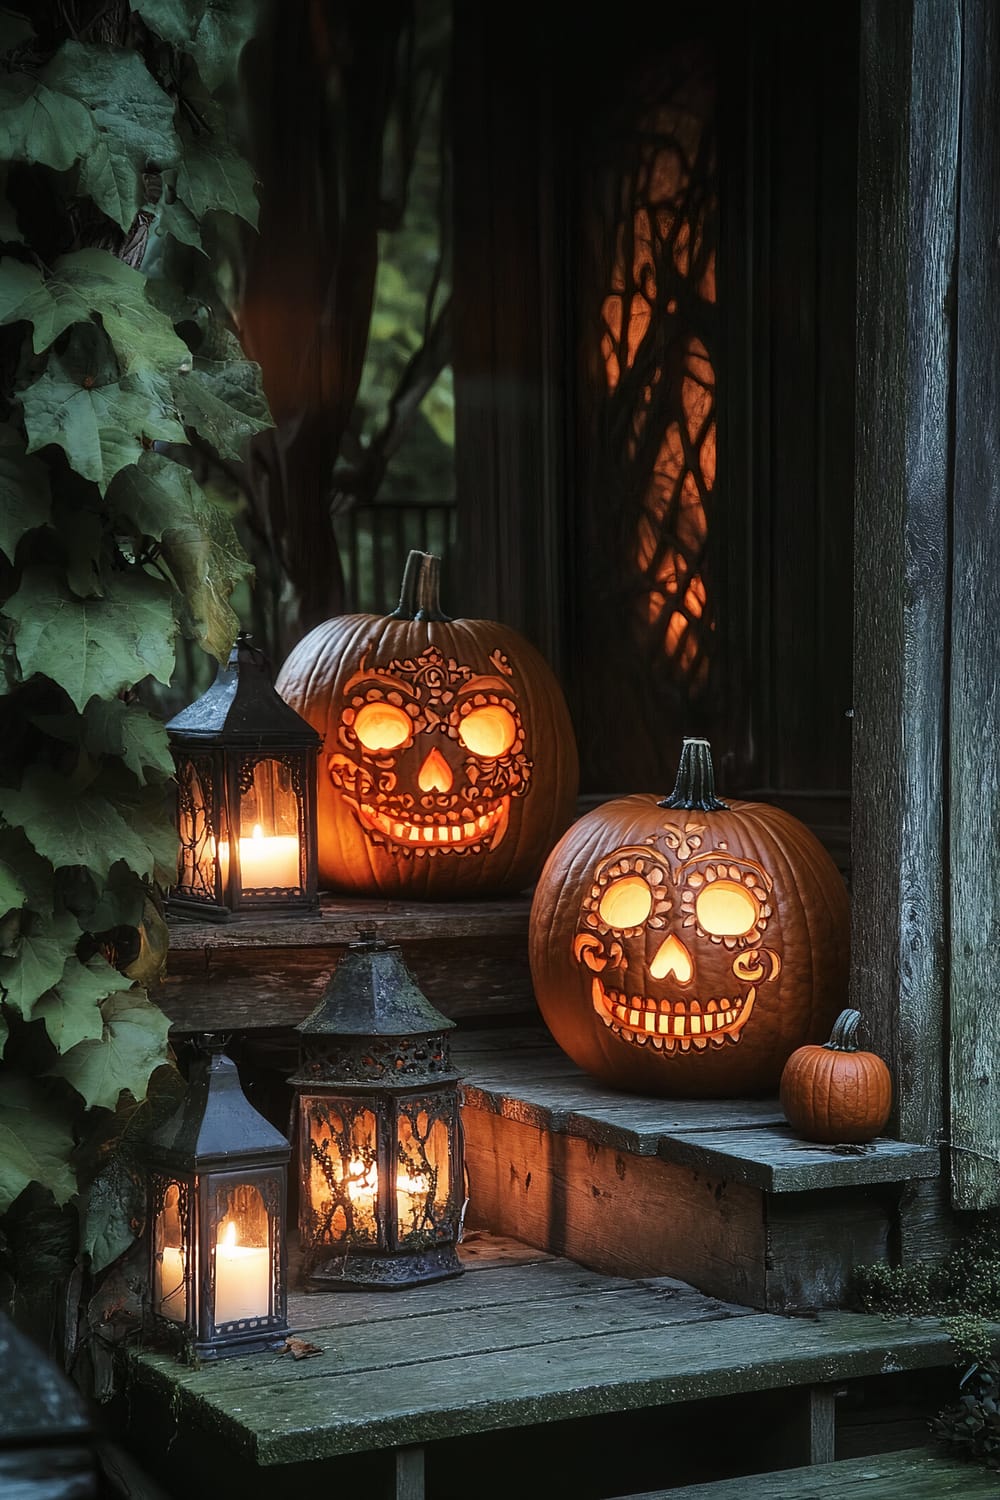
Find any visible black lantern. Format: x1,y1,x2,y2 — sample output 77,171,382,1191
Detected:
165,633,320,919
147,1038,291,1360
291,934,466,1290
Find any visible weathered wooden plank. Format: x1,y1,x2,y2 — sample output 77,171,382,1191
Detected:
141,1283,752,1405
166,896,533,950
0,1448,98,1500
764,1187,892,1313
853,0,958,1153
662,1128,939,1193
160,935,536,1032
286,1251,622,1333
949,0,1000,1211
618,1445,1000,1499
462,1107,769,1305
129,1310,976,1466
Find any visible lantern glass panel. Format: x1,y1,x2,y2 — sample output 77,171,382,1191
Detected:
212,1182,272,1329
232,757,303,892
154,1179,189,1324
396,1104,451,1240
302,1096,380,1247
176,756,223,902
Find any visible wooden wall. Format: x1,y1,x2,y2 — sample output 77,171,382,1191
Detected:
452,1,857,875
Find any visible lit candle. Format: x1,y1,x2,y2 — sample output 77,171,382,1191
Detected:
213,1220,270,1326
158,1246,186,1322
217,825,301,890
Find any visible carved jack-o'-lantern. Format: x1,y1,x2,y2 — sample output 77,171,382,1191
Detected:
274,551,579,898
529,738,850,1097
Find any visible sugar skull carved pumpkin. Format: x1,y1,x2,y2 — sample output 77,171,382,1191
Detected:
529,737,850,1097
274,551,579,898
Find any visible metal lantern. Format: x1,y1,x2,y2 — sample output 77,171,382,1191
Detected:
165,632,321,919
147,1038,291,1360
291,933,466,1290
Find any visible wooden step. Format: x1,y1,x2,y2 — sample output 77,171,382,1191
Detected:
455,1028,940,1312
123,1236,992,1500
611,1445,998,1497
161,895,535,1031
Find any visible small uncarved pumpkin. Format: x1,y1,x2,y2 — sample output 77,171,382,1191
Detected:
779,1008,892,1143
275,550,579,899
529,736,850,1098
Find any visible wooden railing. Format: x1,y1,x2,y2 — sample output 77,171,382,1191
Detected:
333,501,457,614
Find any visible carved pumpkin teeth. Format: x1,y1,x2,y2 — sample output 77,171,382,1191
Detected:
355,799,509,852
593,981,757,1048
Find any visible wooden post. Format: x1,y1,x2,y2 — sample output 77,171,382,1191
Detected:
949,0,1000,1210
852,0,960,1203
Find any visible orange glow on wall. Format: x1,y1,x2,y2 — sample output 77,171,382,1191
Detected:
599,95,717,693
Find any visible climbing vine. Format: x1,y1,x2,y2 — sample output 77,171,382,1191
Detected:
0,0,269,1369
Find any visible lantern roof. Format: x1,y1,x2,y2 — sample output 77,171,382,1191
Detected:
297,934,457,1040
165,633,321,747
149,1040,290,1168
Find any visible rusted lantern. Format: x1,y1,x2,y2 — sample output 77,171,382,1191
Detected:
146,1037,291,1360
165,632,321,919
291,933,466,1290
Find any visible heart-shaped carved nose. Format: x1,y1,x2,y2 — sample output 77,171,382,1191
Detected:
650,933,693,983
418,745,453,793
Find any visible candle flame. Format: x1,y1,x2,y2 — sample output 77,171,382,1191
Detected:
220,1219,238,1248
252,824,263,840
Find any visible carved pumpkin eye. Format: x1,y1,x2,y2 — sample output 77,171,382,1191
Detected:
353,702,412,753
694,879,760,937
598,874,653,930
458,705,516,757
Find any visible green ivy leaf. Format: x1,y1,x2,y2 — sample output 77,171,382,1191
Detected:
0,857,25,918
0,908,81,1017
0,1074,77,1211
80,1153,142,1272
156,195,205,253
134,0,258,94
110,451,251,658
3,768,165,880
43,43,180,232
171,359,271,460
0,827,54,919
0,74,97,172
33,953,134,1054
177,135,259,226
57,861,144,933
0,438,53,563
109,448,207,540
21,348,186,493
1,251,191,375
4,566,176,709
0,258,81,352
48,990,171,1111
87,700,176,786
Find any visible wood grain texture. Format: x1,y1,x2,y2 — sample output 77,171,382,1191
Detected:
764,1188,892,1313
128,1270,977,1467
613,1445,1000,1499
462,1106,766,1306
456,1030,938,1191
949,0,1000,1210
852,0,959,1155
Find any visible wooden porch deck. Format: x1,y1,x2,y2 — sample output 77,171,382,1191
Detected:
136,900,979,1498
125,1234,980,1500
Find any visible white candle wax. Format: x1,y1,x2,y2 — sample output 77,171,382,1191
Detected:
214,1224,270,1326
158,1246,187,1323
217,826,300,890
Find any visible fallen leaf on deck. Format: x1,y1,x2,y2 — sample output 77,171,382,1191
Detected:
282,1336,323,1360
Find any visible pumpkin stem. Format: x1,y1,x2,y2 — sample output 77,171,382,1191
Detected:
657,737,729,811
825,1008,863,1052
389,550,452,623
